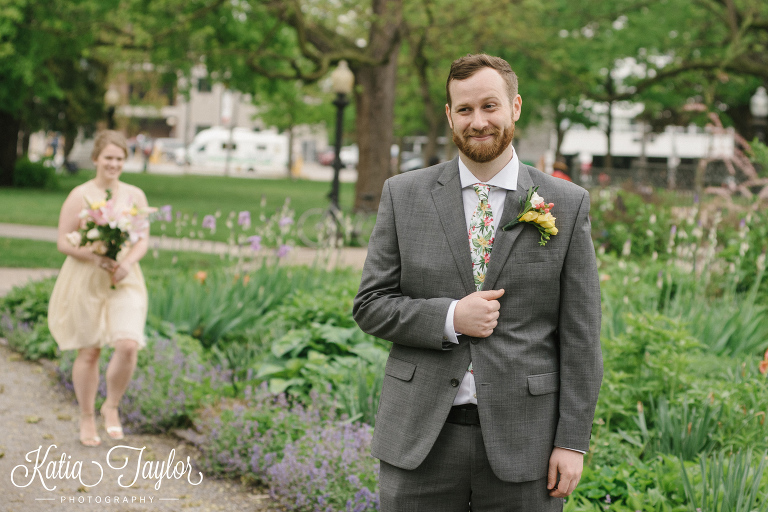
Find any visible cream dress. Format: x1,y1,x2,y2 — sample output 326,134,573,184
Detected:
48,182,148,350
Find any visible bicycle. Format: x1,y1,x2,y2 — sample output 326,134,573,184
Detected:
296,203,377,248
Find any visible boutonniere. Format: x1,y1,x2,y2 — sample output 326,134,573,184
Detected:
501,186,558,246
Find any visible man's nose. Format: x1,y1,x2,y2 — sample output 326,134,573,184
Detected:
469,111,489,131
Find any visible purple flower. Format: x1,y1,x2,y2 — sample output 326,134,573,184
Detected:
238,211,251,229
670,225,677,237
202,215,216,230
605,494,612,504
248,235,262,252
278,216,294,228
160,205,172,222
740,218,746,229
276,244,291,258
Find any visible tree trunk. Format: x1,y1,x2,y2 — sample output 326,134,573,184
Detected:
20,127,31,156
604,75,614,172
63,127,77,159
287,125,294,179
0,110,21,186
352,0,402,213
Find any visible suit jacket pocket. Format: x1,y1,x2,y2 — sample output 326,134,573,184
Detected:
527,371,560,395
385,357,416,382
514,250,558,265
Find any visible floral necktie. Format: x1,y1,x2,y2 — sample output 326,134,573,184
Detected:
467,183,495,377
468,183,495,292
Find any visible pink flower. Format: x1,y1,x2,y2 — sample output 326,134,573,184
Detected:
484,217,493,226
247,235,262,252
276,244,291,258
483,253,490,263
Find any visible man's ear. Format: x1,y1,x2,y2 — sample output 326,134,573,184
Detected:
512,95,522,122
445,104,453,129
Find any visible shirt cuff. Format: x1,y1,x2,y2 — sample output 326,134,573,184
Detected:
555,446,586,454
443,300,460,346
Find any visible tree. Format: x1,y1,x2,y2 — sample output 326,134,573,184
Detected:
0,0,113,185
251,79,337,177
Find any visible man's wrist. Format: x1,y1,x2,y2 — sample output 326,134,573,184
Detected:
443,300,461,345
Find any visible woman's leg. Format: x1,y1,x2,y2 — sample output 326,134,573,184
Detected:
101,338,139,436
73,347,102,443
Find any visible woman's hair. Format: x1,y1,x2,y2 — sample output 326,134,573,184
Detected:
91,130,128,160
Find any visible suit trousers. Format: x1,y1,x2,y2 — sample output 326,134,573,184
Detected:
379,422,564,512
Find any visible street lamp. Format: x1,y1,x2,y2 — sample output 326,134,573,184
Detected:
328,60,354,210
750,86,768,143
104,87,120,130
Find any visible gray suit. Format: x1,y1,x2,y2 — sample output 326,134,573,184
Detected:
353,158,602,484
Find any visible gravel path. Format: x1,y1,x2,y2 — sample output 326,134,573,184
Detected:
0,342,281,512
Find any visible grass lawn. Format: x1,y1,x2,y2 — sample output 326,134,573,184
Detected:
0,238,230,272
0,171,356,227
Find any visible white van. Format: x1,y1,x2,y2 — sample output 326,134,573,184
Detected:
178,127,289,173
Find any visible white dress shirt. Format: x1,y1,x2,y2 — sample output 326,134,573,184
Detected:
444,149,519,405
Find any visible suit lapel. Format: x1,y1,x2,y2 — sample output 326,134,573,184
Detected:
431,158,475,296
483,163,535,291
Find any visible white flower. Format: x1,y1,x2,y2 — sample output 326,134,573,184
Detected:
86,228,100,240
66,231,82,247
530,191,544,207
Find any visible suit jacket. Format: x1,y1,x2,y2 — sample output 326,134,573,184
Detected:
353,157,603,483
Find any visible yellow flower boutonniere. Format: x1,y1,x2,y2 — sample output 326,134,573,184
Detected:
501,186,558,246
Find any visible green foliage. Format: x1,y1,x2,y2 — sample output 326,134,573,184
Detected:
590,188,678,258
571,456,688,511
254,276,388,423
13,158,59,189
0,276,56,325
147,264,324,348
749,139,768,177
621,396,720,461
4,320,58,360
680,449,768,512
195,386,336,483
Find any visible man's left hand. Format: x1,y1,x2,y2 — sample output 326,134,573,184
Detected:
547,447,583,498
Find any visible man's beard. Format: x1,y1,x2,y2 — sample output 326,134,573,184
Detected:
452,120,515,163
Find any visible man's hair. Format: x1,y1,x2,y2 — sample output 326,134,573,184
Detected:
446,54,518,107
91,130,128,160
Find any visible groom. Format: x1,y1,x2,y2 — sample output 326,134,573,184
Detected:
353,54,602,510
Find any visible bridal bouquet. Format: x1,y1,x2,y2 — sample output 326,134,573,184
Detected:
67,189,156,262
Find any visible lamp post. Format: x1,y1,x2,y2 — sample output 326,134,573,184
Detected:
104,87,120,130
328,60,354,210
751,86,768,144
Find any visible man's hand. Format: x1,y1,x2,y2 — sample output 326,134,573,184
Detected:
453,289,504,338
547,447,584,498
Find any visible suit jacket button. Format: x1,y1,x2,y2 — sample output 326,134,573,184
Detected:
450,378,459,387
470,338,479,345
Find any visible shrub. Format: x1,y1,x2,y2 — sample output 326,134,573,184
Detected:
681,449,768,512
267,422,379,512
13,157,59,189
57,332,229,433
194,385,336,483
0,277,58,360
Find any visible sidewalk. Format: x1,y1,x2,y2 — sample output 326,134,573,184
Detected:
0,343,280,511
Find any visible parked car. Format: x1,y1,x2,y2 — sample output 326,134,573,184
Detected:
400,156,425,173
340,144,358,168
317,149,335,166
154,138,185,162
177,127,288,173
